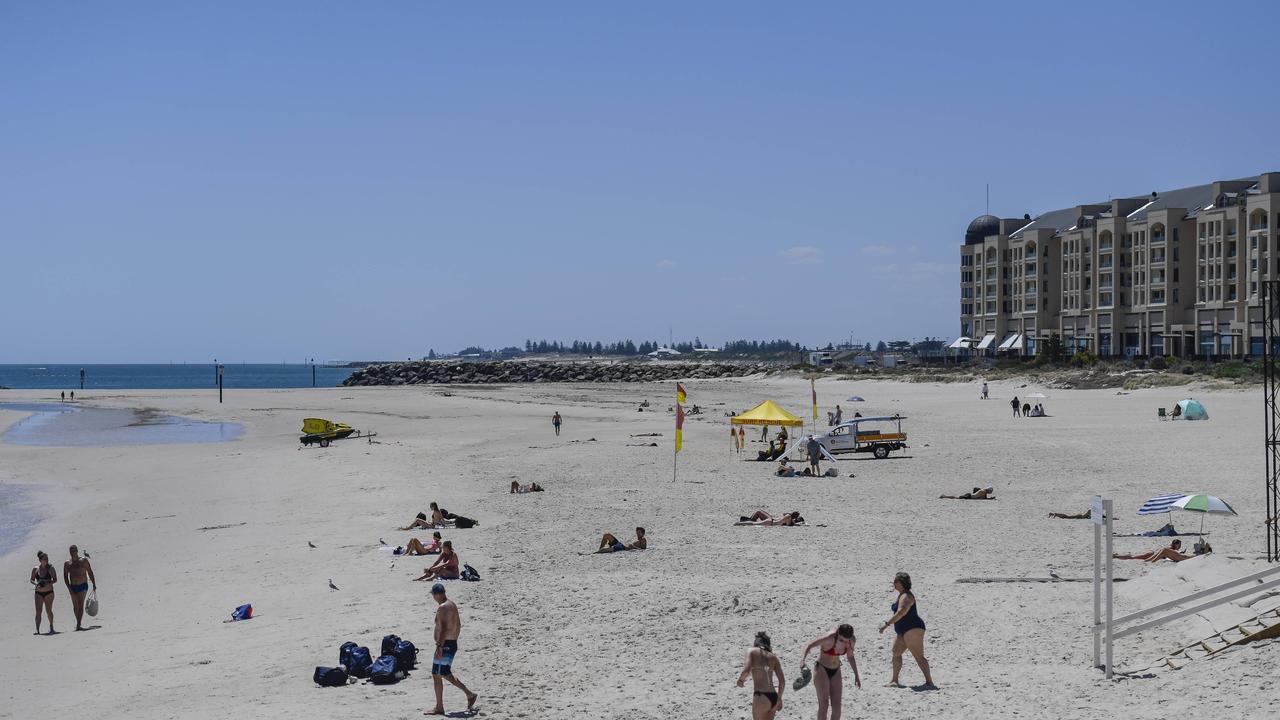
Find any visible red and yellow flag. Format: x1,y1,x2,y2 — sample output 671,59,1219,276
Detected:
675,382,686,453
811,378,818,420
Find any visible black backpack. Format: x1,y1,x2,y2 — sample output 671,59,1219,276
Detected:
453,516,477,529
313,666,348,687
340,643,374,678
460,563,480,582
392,639,418,670
380,634,401,657
369,654,404,685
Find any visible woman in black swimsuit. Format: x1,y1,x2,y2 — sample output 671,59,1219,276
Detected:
736,631,785,719
800,623,860,720
30,550,56,635
878,572,936,689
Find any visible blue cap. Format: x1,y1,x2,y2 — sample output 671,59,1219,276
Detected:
431,582,446,595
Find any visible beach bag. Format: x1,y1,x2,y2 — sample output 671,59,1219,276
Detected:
453,516,477,529
231,603,253,621
313,666,348,687
392,639,419,671
368,655,404,685
86,590,99,617
381,634,402,657
342,644,373,678
460,564,481,582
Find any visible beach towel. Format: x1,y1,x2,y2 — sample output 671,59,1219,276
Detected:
86,590,99,617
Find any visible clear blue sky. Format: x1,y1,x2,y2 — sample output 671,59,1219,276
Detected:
3,1,1278,362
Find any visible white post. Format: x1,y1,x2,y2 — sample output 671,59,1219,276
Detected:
1092,496,1102,669
1090,496,1105,668
1103,498,1115,679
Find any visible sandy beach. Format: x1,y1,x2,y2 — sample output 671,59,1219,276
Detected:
3,377,1279,719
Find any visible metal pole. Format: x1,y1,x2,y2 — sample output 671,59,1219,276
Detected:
218,365,224,404
1092,505,1101,669
1104,498,1114,678
312,358,316,388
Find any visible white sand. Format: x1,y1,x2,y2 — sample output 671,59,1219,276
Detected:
2,378,1279,718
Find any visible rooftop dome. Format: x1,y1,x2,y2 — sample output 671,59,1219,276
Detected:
965,214,1001,244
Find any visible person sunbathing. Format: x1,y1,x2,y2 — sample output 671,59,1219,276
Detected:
757,441,777,462
414,541,460,580
775,461,797,478
1048,510,1091,519
736,511,803,526
1115,539,1205,562
596,527,647,553
397,531,443,556
400,503,450,529
939,487,995,500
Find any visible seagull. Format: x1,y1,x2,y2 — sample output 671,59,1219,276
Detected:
308,541,317,549
1048,567,1061,580
379,538,387,545
83,550,91,559
328,579,339,591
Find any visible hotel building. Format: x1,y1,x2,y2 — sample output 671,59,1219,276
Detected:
960,172,1280,358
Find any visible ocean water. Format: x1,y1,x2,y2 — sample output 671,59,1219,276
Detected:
0,363,356,390
0,402,244,446
0,484,41,557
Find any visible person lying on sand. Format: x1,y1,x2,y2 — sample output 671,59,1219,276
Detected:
775,461,797,478
397,531,443,556
415,541,460,580
939,487,995,500
596,527,647,553
736,511,803,526
1114,539,1211,562
1048,510,1091,519
510,480,544,493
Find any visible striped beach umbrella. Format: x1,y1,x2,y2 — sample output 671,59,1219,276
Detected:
1137,493,1187,516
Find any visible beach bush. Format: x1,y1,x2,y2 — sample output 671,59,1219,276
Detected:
1149,356,1168,370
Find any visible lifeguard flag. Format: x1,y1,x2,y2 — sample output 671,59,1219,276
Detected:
811,378,818,420
675,383,686,453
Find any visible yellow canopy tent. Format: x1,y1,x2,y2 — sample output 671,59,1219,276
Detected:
730,400,804,427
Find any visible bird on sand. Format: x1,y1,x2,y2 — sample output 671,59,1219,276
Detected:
308,541,317,549
328,579,339,591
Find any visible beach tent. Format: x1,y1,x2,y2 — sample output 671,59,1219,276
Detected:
1175,398,1208,420
731,400,804,427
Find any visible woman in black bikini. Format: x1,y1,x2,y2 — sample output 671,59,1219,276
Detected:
878,572,936,689
800,623,860,720
735,630,784,720
30,550,56,635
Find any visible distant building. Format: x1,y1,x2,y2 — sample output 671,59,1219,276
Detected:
959,172,1280,358
807,351,833,367
648,347,682,358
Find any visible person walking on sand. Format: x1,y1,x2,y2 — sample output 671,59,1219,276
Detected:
62,544,95,631
835,405,843,424
736,630,785,719
1010,396,1020,417
981,382,988,399
552,412,562,436
761,424,769,441
31,550,57,635
60,391,65,402
878,572,935,690
426,583,477,715
800,624,861,720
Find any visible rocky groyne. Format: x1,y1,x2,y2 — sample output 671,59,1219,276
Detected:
341,360,778,386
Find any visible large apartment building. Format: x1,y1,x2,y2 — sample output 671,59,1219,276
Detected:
959,172,1280,358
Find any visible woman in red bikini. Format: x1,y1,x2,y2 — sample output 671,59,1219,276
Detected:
800,623,860,719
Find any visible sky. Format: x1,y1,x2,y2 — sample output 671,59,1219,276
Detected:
3,1,1280,362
